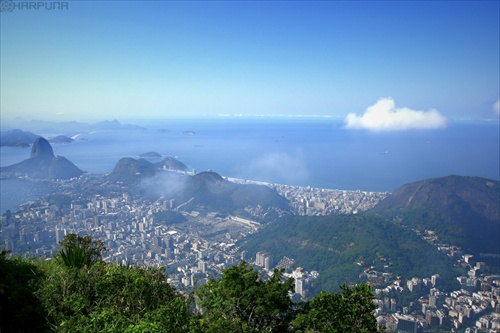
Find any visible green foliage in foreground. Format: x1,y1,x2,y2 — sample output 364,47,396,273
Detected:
293,284,379,333
0,235,382,333
0,249,47,332
196,261,296,332
56,233,106,269
37,262,198,332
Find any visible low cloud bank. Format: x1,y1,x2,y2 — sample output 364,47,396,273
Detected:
345,98,448,131
140,172,188,198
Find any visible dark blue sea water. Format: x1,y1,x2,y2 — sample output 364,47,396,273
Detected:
1,118,499,214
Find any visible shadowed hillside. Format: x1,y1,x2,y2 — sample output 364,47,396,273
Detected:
108,156,188,184
179,171,290,213
372,175,500,254
108,157,158,184
109,157,290,219
0,129,39,147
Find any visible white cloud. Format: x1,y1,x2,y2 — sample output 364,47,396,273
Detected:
344,98,448,131
493,99,500,115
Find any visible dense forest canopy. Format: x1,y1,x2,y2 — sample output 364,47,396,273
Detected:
241,213,462,294
0,234,382,333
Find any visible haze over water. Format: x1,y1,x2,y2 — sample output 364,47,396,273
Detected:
1,118,499,214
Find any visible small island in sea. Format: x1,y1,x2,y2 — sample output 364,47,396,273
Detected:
49,135,74,144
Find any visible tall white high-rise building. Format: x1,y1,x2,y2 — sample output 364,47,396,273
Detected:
198,260,207,273
295,277,303,296
256,251,273,270
55,226,63,244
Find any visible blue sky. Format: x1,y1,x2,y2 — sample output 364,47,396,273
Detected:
1,1,499,125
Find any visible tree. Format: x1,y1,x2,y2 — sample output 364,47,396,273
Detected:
56,233,106,268
196,261,296,332
293,283,383,333
37,255,200,332
0,250,47,333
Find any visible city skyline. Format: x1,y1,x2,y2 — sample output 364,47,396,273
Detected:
1,1,499,127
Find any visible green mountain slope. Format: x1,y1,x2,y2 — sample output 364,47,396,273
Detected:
241,175,499,294
240,213,461,294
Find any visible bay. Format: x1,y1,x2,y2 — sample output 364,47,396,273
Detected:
1,118,499,214
0,179,55,214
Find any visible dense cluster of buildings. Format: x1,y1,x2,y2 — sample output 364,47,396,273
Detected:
366,234,500,332
1,173,499,332
228,177,388,215
0,172,380,293
373,273,500,332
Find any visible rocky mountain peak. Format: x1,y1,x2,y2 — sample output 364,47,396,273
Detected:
30,137,55,158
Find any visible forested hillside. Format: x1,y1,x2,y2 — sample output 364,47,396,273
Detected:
240,214,462,294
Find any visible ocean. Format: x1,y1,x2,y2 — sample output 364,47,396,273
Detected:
1,118,499,214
